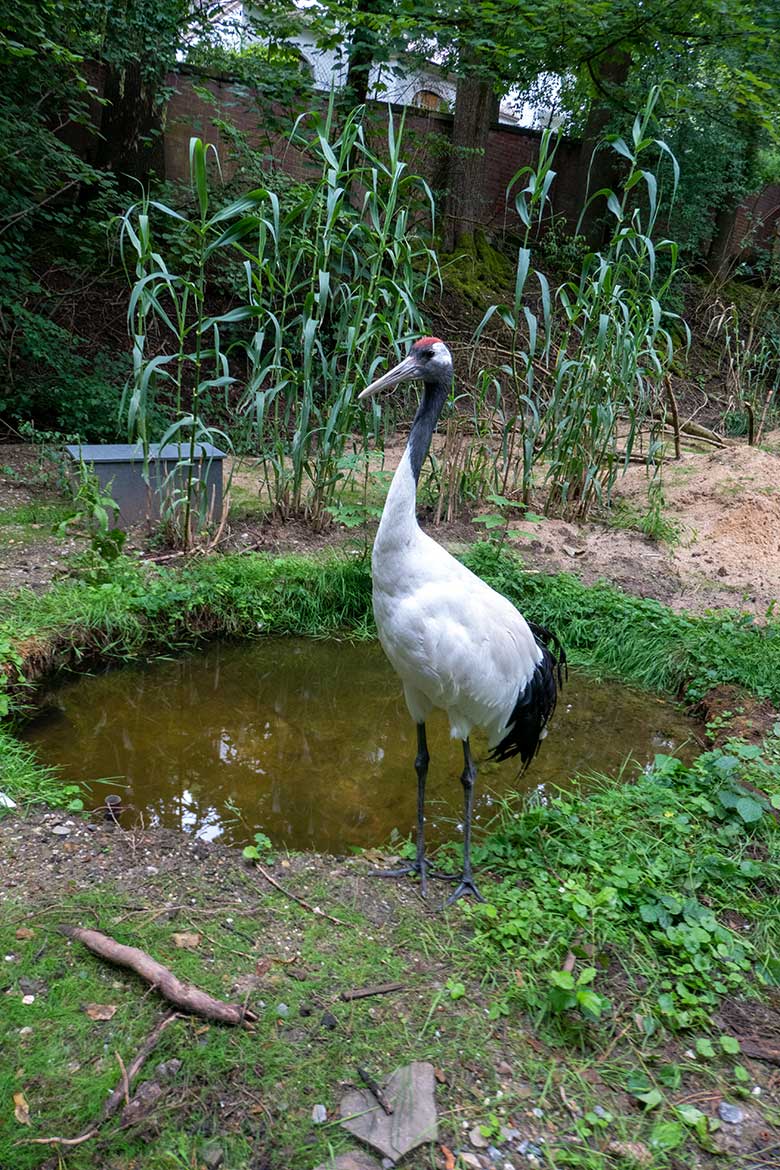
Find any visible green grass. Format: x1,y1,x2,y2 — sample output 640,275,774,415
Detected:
0,502,72,528
467,742,780,1035
0,500,73,549
0,729,82,808
2,544,780,701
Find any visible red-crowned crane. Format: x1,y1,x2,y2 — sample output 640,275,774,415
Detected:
359,337,566,903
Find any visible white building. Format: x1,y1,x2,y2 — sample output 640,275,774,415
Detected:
238,5,560,128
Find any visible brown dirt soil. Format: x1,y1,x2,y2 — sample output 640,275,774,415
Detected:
694,684,780,746
6,435,780,620
500,435,780,619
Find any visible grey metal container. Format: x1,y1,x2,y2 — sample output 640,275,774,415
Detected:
66,443,226,528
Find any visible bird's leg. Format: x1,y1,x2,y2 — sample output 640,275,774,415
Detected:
372,723,432,895
447,738,486,905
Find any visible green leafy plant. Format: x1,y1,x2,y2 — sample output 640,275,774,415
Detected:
60,459,125,554
122,104,439,539
242,831,274,862
472,492,544,550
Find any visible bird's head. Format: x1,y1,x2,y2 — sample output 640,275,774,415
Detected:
358,337,453,401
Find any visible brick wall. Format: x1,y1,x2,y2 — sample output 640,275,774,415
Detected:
728,183,780,261
160,67,778,262
161,68,584,235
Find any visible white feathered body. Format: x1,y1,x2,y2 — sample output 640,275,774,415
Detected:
372,448,542,746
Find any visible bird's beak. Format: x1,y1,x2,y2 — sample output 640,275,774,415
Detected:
358,354,421,401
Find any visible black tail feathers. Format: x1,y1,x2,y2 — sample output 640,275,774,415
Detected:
489,622,567,768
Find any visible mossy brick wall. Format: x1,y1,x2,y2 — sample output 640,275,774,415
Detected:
159,68,778,261
161,68,584,234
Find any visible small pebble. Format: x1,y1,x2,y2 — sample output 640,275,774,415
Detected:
276,1002,290,1018
320,1011,338,1030
51,825,70,836
311,1103,327,1124
718,1102,744,1125
469,1126,489,1148
593,1105,608,1118
487,1147,503,1161
22,994,35,1005
752,1086,762,1096
500,1126,520,1141
382,1161,394,1170
459,1155,481,1170
497,1060,513,1076
531,1106,544,1118
201,1144,224,1170
19,1026,33,1036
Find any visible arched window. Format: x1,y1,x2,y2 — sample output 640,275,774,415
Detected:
412,89,447,112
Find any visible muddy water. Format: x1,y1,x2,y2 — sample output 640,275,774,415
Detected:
23,639,698,852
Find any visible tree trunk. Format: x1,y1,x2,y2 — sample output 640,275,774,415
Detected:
706,203,740,281
345,8,376,108
445,73,499,251
90,62,164,187
575,49,632,248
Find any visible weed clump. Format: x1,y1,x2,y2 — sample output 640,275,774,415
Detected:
468,739,780,1036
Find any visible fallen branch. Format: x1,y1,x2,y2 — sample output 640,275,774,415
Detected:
341,981,405,1002
21,1011,179,1147
254,862,353,928
739,1037,780,1065
358,1066,394,1115
59,925,257,1025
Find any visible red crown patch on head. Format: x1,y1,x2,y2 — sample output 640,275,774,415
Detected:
414,336,443,348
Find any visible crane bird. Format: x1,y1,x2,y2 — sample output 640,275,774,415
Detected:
359,337,566,904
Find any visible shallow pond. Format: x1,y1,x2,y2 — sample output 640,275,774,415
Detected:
24,638,699,852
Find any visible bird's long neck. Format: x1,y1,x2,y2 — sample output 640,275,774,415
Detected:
376,376,450,551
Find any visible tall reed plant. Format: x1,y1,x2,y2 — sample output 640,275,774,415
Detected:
237,102,439,525
475,88,688,518
121,100,440,536
120,139,244,549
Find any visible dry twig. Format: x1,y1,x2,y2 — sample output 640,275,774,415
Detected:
341,982,405,1002
21,1012,179,1148
253,862,353,928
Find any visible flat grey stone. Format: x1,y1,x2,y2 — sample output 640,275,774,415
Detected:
718,1101,744,1124
202,1144,224,1170
311,1103,327,1124
313,1152,383,1170
469,1126,489,1148
340,1061,437,1161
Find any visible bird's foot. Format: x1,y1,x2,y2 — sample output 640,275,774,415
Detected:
445,876,486,905
371,858,433,897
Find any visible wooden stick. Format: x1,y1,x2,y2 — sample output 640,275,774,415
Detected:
357,1066,394,1115
116,1051,130,1107
21,1011,179,1147
739,1037,780,1065
254,862,353,928
340,981,405,1002
59,925,257,1025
